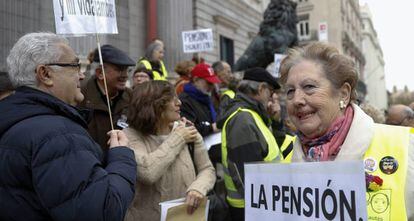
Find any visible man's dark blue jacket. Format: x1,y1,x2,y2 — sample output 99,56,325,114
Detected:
0,87,137,221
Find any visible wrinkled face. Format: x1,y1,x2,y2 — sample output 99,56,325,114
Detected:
194,78,215,94
285,60,343,138
161,96,182,124
217,62,232,85
44,44,85,106
100,63,129,92
258,83,273,108
153,46,164,61
133,71,151,86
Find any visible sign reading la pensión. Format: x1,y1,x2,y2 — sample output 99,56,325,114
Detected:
182,29,214,53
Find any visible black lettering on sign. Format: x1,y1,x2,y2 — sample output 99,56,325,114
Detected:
77,0,84,15
303,187,313,217
321,180,337,220
272,185,280,211
59,0,65,20
340,190,356,221
282,186,289,213
258,184,268,210
251,183,259,208
290,186,301,215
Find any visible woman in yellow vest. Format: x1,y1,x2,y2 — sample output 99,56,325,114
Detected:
279,42,414,221
136,41,168,81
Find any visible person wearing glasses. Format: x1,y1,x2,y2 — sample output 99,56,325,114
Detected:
386,104,414,127
79,44,135,151
0,32,137,220
220,67,294,221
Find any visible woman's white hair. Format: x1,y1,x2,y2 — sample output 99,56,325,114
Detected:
7,32,68,87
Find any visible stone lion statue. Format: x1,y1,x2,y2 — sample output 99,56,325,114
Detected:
234,0,298,72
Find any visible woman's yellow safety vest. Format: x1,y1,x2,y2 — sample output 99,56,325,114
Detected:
288,123,410,221
138,59,168,81
363,124,410,221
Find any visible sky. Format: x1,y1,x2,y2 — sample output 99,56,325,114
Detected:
359,0,414,91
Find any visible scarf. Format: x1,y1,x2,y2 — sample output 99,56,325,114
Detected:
300,105,354,161
183,83,217,121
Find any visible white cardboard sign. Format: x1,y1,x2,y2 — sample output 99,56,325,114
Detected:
182,29,214,53
273,53,285,78
245,161,367,221
318,22,328,42
53,0,118,34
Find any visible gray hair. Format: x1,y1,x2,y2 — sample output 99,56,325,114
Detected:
237,79,262,96
7,32,69,87
212,61,224,73
144,42,163,61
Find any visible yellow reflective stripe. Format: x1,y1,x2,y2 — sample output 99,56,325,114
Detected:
221,108,280,208
139,60,152,69
160,60,168,79
364,124,409,221
240,109,280,162
221,108,241,168
139,60,167,81
226,196,245,208
280,135,296,163
221,90,235,99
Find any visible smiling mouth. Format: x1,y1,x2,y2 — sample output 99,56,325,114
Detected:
297,112,314,120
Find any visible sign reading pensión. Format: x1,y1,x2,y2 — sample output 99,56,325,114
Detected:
245,161,367,221
182,29,214,53
53,0,118,34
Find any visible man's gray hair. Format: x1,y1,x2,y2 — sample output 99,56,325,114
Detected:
212,61,224,73
237,79,262,96
7,32,69,87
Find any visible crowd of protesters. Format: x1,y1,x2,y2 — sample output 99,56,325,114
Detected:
1,32,414,221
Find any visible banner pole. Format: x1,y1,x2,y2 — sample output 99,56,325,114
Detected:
95,33,115,131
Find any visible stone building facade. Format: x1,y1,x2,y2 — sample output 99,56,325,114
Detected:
361,4,387,110
1,0,271,79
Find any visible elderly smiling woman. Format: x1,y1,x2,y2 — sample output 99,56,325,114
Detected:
279,42,414,220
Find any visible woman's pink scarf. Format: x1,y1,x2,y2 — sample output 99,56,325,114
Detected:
300,105,354,161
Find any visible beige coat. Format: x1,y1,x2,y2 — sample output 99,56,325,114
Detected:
291,103,414,220
123,128,216,221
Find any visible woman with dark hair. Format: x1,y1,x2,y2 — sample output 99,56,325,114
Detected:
124,81,215,221
132,67,153,88
174,60,195,95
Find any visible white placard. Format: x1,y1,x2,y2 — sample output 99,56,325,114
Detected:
53,0,118,34
318,22,328,42
159,197,210,221
273,54,285,78
182,29,214,53
203,132,221,150
245,161,367,221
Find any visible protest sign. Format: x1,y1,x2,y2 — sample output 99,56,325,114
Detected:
182,29,214,53
53,0,118,34
273,53,285,78
245,161,367,221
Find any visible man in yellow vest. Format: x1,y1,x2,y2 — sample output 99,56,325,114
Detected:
220,67,294,220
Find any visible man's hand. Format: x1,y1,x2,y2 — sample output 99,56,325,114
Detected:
107,130,129,148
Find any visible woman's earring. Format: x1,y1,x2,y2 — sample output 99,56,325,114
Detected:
339,100,346,109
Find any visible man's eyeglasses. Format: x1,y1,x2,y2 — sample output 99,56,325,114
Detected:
45,62,88,73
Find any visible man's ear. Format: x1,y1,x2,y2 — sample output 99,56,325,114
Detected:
95,66,104,80
35,65,53,87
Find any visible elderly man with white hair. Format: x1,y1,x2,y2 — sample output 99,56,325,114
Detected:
0,32,137,221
